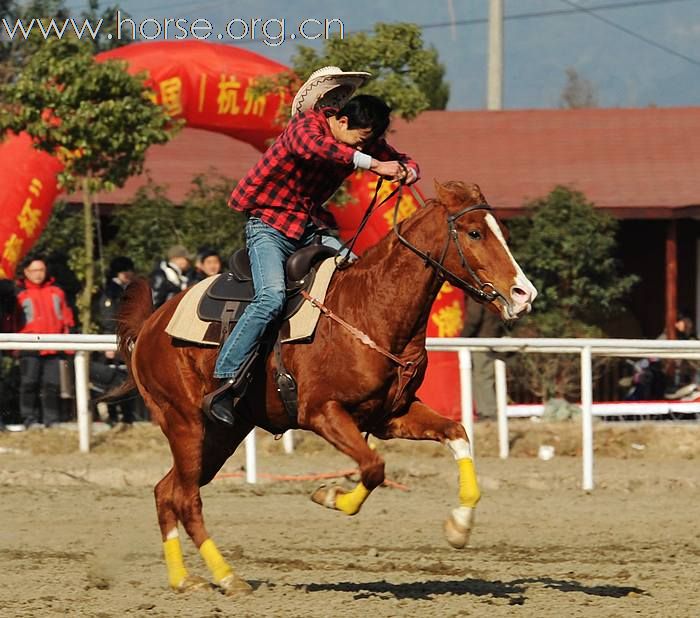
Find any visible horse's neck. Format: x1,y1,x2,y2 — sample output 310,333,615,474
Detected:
341,204,446,353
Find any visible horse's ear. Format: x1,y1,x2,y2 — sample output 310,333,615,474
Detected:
433,179,453,205
434,180,484,207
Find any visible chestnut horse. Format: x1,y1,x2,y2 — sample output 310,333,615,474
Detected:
116,180,537,595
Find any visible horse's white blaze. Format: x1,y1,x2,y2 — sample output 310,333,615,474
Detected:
484,213,538,304
446,438,472,461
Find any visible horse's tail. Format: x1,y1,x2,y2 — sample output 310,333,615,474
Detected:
103,277,154,402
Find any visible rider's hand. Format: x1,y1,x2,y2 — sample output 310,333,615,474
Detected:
371,160,408,183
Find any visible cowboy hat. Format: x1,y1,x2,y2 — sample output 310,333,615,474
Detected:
291,66,371,117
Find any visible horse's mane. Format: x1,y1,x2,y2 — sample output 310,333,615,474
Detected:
347,196,443,270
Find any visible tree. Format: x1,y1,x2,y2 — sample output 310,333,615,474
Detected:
559,67,598,109
507,186,638,401
0,37,177,330
509,186,637,326
104,173,246,275
257,22,449,121
32,174,245,301
0,1,131,85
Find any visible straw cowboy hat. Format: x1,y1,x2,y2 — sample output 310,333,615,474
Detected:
291,66,371,117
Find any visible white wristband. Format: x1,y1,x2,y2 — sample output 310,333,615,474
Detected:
353,151,373,170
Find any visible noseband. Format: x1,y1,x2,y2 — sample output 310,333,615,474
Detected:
391,185,510,306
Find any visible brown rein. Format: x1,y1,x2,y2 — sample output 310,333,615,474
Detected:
301,290,411,368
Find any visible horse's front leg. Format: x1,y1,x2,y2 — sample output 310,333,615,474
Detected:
304,400,384,516
374,399,480,549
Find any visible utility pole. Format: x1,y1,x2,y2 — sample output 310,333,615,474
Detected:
487,0,503,110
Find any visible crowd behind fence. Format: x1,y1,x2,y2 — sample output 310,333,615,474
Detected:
1,334,699,490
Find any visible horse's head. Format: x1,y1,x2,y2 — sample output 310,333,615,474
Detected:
430,180,537,320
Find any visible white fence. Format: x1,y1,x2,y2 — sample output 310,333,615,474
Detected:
2,334,699,490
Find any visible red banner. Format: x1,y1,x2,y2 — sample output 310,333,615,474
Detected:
98,41,289,151
0,133,63,279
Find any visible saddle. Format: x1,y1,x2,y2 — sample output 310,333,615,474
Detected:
197,240,338,344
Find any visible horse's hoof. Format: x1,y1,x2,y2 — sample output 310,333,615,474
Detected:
311,484,345,510
217,573,253,597
444,507,475,549
173,575,210,593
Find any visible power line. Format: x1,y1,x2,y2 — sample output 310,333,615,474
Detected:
54,0,700,69
559,0,700,67
212,0,695,47
61,0,693,27
415,0,695,32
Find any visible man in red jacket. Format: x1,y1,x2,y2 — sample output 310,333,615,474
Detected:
15,256,74,428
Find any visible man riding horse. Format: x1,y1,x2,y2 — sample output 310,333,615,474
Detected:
203,66,420,425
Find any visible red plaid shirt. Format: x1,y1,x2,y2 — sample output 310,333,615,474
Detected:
228,107,419,240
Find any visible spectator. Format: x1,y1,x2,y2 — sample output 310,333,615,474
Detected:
462,298,506,421
149,245,192,308
661,313,698,399
92,256,139,425
0,279,18,431
95,256,135,334
191,247,223,283
15,256,74,429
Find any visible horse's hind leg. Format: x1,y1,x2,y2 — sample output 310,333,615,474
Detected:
155,467,209,592
306,400,385,516
373,399,480,549
151,395,252,595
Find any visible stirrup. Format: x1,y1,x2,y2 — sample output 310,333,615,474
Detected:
202,379,238,425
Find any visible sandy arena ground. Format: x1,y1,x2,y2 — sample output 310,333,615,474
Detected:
0,420,698,617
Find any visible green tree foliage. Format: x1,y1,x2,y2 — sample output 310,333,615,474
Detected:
32,174,245,292
105,174,245,275
509,186,638,328
252,22,448,121
506,186,638,401
0,37,177,330
292,23,449,119
0,1,130,84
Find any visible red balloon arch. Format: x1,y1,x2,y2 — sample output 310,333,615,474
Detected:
0,41,464,420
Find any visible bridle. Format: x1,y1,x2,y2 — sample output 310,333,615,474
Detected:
392,194,509,305
391,166,510,306
335,164,511,307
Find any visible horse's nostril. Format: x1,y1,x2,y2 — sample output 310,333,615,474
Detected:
511,286,529,301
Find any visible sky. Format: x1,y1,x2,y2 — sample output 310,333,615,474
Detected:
56,0,700,110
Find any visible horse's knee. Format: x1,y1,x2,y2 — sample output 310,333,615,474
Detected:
360,455,385,490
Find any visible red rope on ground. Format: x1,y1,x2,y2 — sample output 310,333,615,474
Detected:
215,468,410,491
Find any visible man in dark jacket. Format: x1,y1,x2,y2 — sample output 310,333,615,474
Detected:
95,256,135,334
149,245,192,308
462,298,506,421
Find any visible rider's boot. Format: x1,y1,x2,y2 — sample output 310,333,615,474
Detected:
202,347,260,426
202,378,241,426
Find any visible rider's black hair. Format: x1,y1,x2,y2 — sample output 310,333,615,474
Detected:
336,95,391,141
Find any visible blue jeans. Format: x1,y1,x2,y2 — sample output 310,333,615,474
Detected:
214,217,343,379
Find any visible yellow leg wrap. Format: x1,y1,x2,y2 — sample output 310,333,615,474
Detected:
199,538,233,584
163,537,188,589
458,458,481,508
335,482,371,516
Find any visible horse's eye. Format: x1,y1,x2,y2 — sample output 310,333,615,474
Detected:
468,230,482,240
